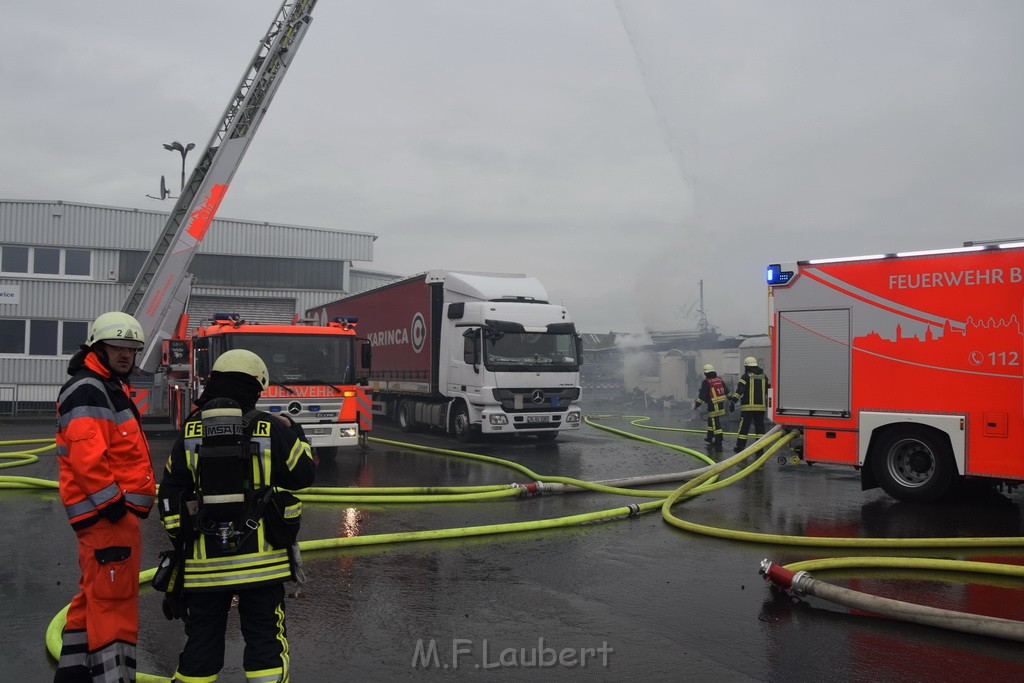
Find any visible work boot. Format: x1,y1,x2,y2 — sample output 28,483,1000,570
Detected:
733,444,744,453
714,440,723,452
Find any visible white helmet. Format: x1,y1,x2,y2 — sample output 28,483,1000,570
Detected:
744,356,758,367
86,312,145,349
702,364,715,373
212,349,270,390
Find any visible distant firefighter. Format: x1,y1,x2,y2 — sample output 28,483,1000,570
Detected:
730,357,770,453
693,363,728,452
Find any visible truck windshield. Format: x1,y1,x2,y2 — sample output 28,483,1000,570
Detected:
226,333,355,384
484,331,579,371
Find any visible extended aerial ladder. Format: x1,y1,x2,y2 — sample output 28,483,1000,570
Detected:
123,0,318,374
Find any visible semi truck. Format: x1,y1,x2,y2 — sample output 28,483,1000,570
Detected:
161,313,372,455
309,271,584,442
766,239,1024,502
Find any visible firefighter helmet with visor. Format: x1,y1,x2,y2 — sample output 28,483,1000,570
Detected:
86,312,145,349
744,356,758,367
212,349,270,390
703,364,715,374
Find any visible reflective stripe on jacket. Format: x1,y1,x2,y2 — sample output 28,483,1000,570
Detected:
730,368,771,412
159,412,315,591
695,375,728,418
56,351,155,530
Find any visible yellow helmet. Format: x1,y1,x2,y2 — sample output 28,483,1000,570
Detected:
702,364,715,373
744,356,758,367
86,311,145,349
212,349,270,390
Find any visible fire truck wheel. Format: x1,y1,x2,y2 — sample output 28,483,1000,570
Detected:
452,403,476,444
872,427,955,503
397,401,416,433
315,447,339,463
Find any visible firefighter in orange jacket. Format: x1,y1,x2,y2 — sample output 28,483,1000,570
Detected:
730,356,771,453
54,312,155,683
693,363,728,451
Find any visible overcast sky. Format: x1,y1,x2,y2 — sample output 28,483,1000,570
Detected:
3,1,1022,335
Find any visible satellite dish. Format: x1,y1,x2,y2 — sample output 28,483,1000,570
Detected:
146,174,174,200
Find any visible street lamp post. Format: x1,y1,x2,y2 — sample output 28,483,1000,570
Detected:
162,140,196,193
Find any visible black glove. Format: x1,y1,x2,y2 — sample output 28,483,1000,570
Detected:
98,496,127,523
729,400,736,413
162,591,184,621
693,401,700,411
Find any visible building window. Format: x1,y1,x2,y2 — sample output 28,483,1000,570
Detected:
0,245,92,278
62,321,89,354
1,246,29,273
30,320,58,355
0,319,90,356
119,250,345,289
65,249,91,276
34,248,60,275
0,320,26,353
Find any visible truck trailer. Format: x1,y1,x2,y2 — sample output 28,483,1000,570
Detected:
766,240,1024,502
309,271,584,442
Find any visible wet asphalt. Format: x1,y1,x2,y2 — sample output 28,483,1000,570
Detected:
2,402,1024,681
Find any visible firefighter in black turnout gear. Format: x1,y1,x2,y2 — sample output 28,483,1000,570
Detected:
731,356,771,453
693,363,728,452
158,349,315,682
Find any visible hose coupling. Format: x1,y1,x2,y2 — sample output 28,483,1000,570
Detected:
626,503,640,517
759,559,796,590
516,482,542,497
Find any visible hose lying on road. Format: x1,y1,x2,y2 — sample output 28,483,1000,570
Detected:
6,414,1024,678
760,557,1024,642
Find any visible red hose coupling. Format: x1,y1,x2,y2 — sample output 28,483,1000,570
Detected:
759,558,797,591
516,482,542,497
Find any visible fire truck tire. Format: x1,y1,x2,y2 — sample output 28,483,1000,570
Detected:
452,403,476,443
871,427,955,503
315,447,339,463
397,401,416,433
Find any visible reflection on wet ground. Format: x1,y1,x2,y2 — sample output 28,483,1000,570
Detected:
2,404,1023,680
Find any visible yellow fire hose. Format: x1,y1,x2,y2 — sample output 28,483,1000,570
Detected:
2,414,1022,682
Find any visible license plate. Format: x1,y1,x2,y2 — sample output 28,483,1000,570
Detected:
526,416,549,423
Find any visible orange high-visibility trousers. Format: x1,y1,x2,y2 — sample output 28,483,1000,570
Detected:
55,513,141,682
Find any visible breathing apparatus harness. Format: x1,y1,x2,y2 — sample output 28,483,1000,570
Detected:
188,397,274,554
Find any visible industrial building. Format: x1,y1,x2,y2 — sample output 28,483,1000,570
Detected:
0,199,400,413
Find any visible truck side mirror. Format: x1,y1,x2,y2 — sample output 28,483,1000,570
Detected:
360,341,372,370
194,337,210,379
462,329,480,370
575,335,584,366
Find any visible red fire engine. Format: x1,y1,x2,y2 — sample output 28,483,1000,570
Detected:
767,239,1024,502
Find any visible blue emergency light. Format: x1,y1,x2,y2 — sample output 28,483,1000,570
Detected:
766,264,794,286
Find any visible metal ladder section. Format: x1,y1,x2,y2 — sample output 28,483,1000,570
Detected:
123,0,319,373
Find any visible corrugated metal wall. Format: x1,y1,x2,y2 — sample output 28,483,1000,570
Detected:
0,199,398,410
0,200,377,260
186,296,297,335
351,269,404,293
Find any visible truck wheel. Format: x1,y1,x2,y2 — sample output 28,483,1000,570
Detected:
315,447,338,463
871,427,955,503
397,401,415,433
452,403,476,443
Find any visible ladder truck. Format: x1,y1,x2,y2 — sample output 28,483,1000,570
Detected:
120,0,373,454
